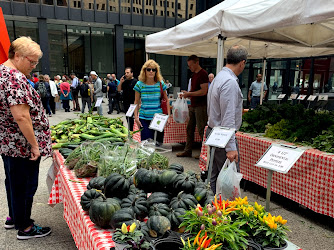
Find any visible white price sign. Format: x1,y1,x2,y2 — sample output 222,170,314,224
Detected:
95,97,103,107
277,94,286,99
126,104,137,117
149,113,169,132
290,94,298,100
297,95,307,100
205,127,235,148
256,144,304,174
307,95,317,101
318,95,328,101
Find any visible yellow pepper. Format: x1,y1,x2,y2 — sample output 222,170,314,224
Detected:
121,223,128,234
180,237,186,246
129,222,136,233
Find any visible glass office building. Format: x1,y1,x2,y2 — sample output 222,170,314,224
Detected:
1,0,334,101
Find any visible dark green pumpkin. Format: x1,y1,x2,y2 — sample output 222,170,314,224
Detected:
139,221,150,237
121,194,148,220
166,207,186,230
110,207,136,229
104,173,130,199
89,198,121,228
193,183,215,205
173,173,197,193
159,170,178,190
134,168,160,192
80,189,103,211
168,163,184,174
128,185,147,199
149,203,170,217
204,195,215,206
147,192,170,206
87,176,106,191
170,191,198,210
147,216,171,238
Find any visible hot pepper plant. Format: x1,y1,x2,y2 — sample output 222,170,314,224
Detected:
179,196,290,250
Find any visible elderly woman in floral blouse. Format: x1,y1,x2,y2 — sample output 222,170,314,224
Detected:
0,37,52,240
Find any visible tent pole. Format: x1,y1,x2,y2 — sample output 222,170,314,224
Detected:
260,45,268,105
260,58,266,105
216,35,226,74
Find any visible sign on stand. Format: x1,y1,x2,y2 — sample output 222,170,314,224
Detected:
318,95,329,101
256,144,304,211
297,95,307,101
94,97,103,107
205,127,235,148
204,127,235,184
307,95,317,101
290,94,298,100
149,113,169,132
126,104,137,117
277,94,286,104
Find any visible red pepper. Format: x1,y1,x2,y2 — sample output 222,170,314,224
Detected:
127,225,130,232
204,238,212,248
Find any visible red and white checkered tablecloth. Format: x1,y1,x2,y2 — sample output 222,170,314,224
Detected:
49,151,115,250
199,131,334,218
133,118,202,143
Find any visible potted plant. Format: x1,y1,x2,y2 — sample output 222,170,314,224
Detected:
228,197,290,250
179,195,249,250
112,223,151,250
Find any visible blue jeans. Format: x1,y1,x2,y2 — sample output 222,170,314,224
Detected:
250,96,260,109
2,155,41,230
140,119,164,143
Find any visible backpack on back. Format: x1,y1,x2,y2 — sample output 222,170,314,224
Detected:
38,82,47,98
109,81,117,93
102,81,107,93
81,83,90,98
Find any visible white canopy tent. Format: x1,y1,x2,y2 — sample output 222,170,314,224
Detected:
146,0,334,102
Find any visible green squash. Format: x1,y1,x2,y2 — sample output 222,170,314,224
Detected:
149,203,170,217
104,173,130,199
159,170,178,190
87,176,106,191
80,189,103,211
173,173,197,193
110,207,137,229
193,183,215,206
134,168,160,192
168,163,184,174
128,185,147,199
139,221,150,237
170,191,198,210
166,207,186,230
147,216,171,238
204,194,215,206
89,198,121,228
121,194,148,220
147,192,170,206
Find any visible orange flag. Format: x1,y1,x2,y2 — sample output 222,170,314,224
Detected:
0,7,10,64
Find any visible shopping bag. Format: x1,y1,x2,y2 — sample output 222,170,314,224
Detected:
216,159,243,200
173,97,189,123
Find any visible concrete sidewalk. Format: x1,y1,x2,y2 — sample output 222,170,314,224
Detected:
1,100,333,250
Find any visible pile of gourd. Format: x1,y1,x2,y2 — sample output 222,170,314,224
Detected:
80,164,214,238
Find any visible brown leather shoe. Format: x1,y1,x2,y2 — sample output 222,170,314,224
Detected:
176,151,192,157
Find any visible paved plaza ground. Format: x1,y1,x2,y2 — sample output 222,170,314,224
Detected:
0,100,333,250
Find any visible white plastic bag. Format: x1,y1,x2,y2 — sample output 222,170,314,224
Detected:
216,159,243,200
173,97,189,123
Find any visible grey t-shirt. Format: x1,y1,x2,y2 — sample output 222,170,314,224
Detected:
249,81,268,97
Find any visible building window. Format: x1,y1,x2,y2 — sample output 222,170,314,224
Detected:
190,4,193,10
160,0,162,6
178,3,181,9
167,11,169,16
166,1,169,7
172,2,174,8
161,10,163,16
89,3,92,9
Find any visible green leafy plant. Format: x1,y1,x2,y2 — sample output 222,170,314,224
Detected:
112,223,151,249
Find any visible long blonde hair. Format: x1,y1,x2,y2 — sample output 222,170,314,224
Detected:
138,59,163,83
